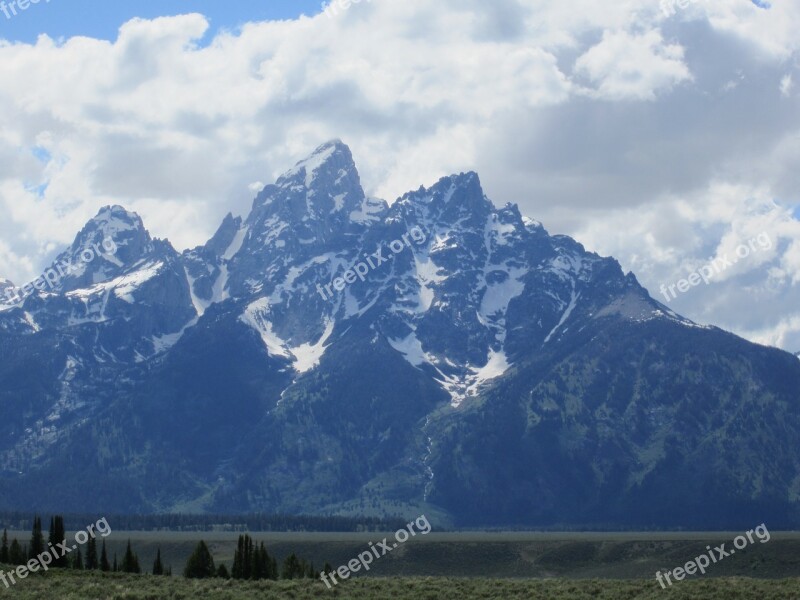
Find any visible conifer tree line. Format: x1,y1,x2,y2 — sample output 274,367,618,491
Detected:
0,515,171,575
2,516,325,581
0,511,403,533
183,535,320,581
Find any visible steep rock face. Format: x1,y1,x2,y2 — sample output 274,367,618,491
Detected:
0,141,798,528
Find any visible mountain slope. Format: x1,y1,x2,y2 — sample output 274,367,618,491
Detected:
0,141,798,528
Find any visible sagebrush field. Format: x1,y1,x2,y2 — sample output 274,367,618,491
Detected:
0,571,799,599
2,532,800,599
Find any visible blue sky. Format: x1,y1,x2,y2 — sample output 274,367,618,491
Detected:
0,0,322,43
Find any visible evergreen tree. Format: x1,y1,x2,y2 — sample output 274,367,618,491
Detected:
260,543,278,581
122,540,141,573
49,516,67,568
99,540,110,571
281,553,302,580
112,553,117,572
183,540,215,579
72,548,83,570
152,548,164,575
28,516,44,561
269,555,278,581
85,535,98,570
231,535,244,579
251,542,264,580
232,534,255,580
216,563,230,579
8,539,23,565
242,535,253,580
0,529,8,564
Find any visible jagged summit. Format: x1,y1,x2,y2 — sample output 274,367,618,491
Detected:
276,139,359,191
0,142,798,530
39,205,164,295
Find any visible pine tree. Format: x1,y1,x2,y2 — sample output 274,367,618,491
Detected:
216,563,230,579
122,540,141,573
100,540,110,571
152,548,164,575
9,539,24,565
281,553,302,580
28,516,44,561
231,535,244,579
269,555,278,581
72,548,83,570
256,543,278,581
85,535,98,570
251,542,264,580
1,529,8,564
183,541,215,579
49,516,67,568
242,535,253,580
232,534,256,580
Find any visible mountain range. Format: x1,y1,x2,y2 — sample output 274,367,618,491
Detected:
1,140,799,529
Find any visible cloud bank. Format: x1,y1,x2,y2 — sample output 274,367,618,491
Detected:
0,0,798,349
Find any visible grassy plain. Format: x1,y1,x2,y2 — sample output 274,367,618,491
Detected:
1,531,799,599
0,571,799,599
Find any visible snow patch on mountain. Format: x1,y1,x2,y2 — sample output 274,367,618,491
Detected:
548,253,585,281
290,319,335,373
523,216,542,229
23,311,40,332
241,298,335,373
66,261,164,304
350,196,386,224
544,289,580,344
48,356,85,424
388,331,431,367
487,214,518,246
151,325,192,357
223,225,249,261
480,265,527,318
185,268,210,317
240,298,292,360
281,141,338,188
436,349,512,408
388,329,512,408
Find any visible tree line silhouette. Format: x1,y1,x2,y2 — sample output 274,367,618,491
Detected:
1,515,330,580
0,511,403,533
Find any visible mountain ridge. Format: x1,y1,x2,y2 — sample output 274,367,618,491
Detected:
0,141,798,529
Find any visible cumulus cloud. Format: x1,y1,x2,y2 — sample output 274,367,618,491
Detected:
573,29,692,100
0,0,798,349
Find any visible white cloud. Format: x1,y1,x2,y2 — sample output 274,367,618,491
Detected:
573,30,692,100
781,74,794,97
0,0,798,350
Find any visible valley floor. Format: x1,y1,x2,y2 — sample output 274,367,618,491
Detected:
0,571,799,599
